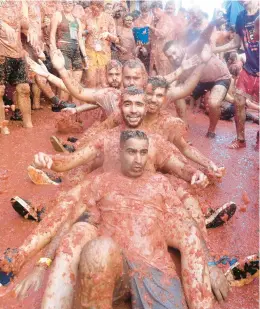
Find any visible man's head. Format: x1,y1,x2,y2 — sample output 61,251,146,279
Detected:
239,0,258,10
123,59,147,88
120,130,149,178
163,40,185,67
140,1,150,14
228,52,238,64
106,60,122,88
90,0,104,16
104,2,113,15
165,1,175,16
120,86,146,128
151,1,164,20
113,3,123,19
123,13,134,28
145,77,169,114
62,0,75,13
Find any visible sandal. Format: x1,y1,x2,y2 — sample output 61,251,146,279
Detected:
206,132,216,138
50,136,66,153
27,165,61,186
228,139,246,149
11,196,44,221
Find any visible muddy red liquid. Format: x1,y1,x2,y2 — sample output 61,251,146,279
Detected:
0,107,258,308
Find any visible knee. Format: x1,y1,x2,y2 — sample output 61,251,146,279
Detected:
208,98,220,108
234,94,246,108
79,237,119,274
16,83,30,95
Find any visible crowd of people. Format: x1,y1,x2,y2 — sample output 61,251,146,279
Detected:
0,0,259,309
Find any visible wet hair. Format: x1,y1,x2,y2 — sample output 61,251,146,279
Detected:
120,130,149,145
131,10,141,20
123,59,147,75
106,60,122,72
226,24,235,32
229,52,238,62
124,13,134,21
90,0,104,8
163,40,175,54
119,86,145,107
229,64,241,77
147,76,169,91
122,86,144,96
150,1,163,9
123,59,148,86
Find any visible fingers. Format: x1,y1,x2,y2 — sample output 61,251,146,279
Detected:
34,152,53,169
213,287,224,303
14,281,30,300
220,283,229,301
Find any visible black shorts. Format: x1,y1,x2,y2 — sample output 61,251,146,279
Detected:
58,42,83,71
0,56,28,85
192,79,231,100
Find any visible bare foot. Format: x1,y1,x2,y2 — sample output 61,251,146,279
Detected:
23,123,33,128
32,105,43,110
1,127,10,135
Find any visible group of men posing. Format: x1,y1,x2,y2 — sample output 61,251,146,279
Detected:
0,0,259,309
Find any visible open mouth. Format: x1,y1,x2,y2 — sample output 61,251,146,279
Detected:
128,116,140,122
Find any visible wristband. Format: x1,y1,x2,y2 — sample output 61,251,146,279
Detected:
37,257,52,268
208,261,217,267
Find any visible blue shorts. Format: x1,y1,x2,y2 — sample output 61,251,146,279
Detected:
125,260,187,309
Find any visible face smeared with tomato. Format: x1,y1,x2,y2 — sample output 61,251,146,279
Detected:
121,93,146,128
120,137,149,178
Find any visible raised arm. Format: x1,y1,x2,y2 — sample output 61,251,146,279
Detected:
164,55,201,84
50,49,98,102
167,63,205,101
168,44,213,101
213,33,241,53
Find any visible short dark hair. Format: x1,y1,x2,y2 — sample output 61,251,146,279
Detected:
120,130,149,146
106,60,122,72
122,86,144,96
147,76,169,91
150,1,163,9
123,59,145,71
163,40,175,54
90,0,104,8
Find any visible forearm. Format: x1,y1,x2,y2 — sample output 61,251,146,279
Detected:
213,38,240,54
20,199,74,259
78,37,87,57
187,22,216,56
182,146,213,169
163,156,197,182
76,103,99,113
47,73,69,93
168,64,205,101
50,146,97,172
108,32,119,43
164,66,183,84
58,68,95,101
